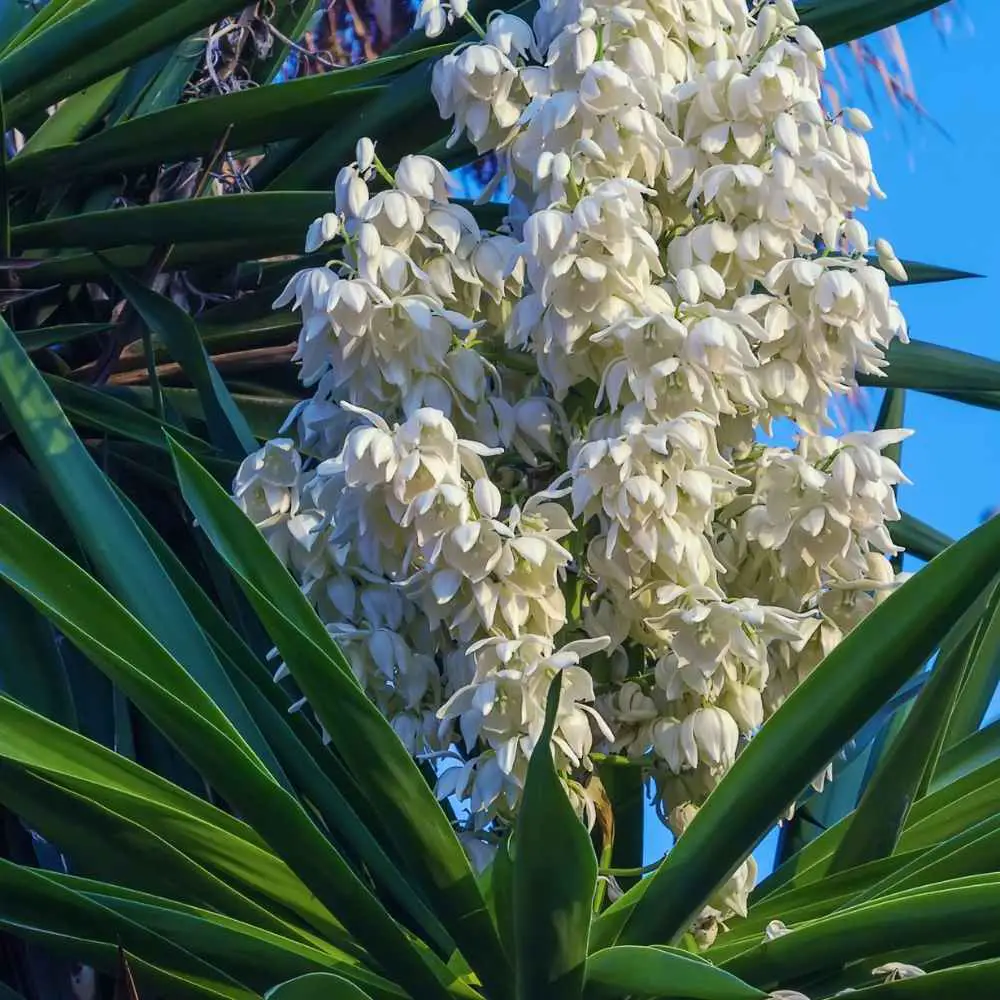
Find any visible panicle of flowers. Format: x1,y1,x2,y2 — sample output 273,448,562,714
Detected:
233,0,911,927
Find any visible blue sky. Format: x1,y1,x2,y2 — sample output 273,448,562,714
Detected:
644,0,1000,870
859,0,999,539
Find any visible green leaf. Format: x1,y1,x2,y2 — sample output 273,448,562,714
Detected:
859,339,1000,396
797,0,951,48
19,70,127,154
0,761,319,943
934,721,1000,791
489,838,516,966
60,876,406,1000
267,62,440,191
7,48,447,187
1,0,247,123
874,389,906,466
0,0,37,47
0,0,85,52
0,515,449,1000
891,512,954,562
0,314,279,769
0,855,256,1000
44,374,214,454
115,486,453,955
845,959,1000,998
585,946,764,1000
0,692,344,944
828,586,1000,872
851,810,1000,907
103,258,256,458
0,443,76,727
593,508,1000,949
168,438,511,1000
884,259,979,287
266,973,375,1000
13,193,333,252
706,855,917,965
16,322,113,352
14,237,304,288
757,756,1000,905
0,581,76,726
943,586,1000,748
0,504,279,780
899,767,1000,853
513,674,596,1000
722,879,1000,989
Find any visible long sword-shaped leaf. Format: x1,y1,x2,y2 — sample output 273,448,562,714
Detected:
59,877,404,1000
19,70,127,154
942,591,1000,749
0,762,319,943
103,260,255,458
266,973,374,1000
0,854,249,991
44,375,214,455
514,675,596,1000
840,960,1000,999
592,509,1000,948
584,946,764,1000
0,444,77,727
0,315,279,770
115,487,454,954
0,509,453,1000
828,584,1000,872
13,193,333,252
756,754,1000,904
169,438,512,1000
0,693,347,944
890,512,953,562
851,811,1000,908
859,339,1000,396
6,47,446,188
1,0,247,122
723,879,1000,988
889,260,979,286
796,0,949,48
933,721,1000,791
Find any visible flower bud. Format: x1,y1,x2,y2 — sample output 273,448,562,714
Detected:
355,137,375,173
845,106,873,132
473,477,502,518
652,717,690,773
843,218,869,252
616,680,658,723
721,681,764,733
876,237,908,282
304,213,341,252
687,706,739,768
675,268,701,304
764,919,791,941
873,963,926,983
775,0,798,23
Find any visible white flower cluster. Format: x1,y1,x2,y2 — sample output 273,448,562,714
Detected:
233,0,910,924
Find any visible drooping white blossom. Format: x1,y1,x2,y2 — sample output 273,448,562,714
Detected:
234,0,912,931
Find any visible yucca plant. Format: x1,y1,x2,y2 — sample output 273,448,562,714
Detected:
3,342,1000,1000
1,1,999,1000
